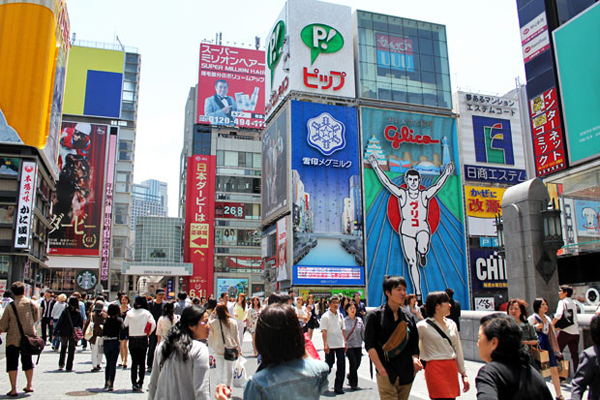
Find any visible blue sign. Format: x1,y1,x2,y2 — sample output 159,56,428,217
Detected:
291,101,363,287
464,164,527,184
293,265,365,286
479,237,499,248
472,116,515,165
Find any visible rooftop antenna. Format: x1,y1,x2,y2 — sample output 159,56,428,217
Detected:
255,36,260,50
116,35,125,52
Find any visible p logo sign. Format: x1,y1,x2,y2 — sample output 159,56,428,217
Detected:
472,116,514,165
301,23,344,64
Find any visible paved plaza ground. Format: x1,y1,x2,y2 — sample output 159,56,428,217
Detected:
0,330,573,399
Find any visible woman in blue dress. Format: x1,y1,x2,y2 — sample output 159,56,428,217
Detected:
528,297,564,400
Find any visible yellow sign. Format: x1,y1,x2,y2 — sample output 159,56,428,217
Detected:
464,186,506,218
190,223,210,249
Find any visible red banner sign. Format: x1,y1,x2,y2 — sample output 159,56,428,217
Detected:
528,87,567,177
185,155,216,297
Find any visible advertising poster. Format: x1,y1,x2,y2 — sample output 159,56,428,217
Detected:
14,161,38,249
99,130,118,289
276,216,288,282
291,101,363,287
185,155,216,296
362,107,468,307
574,199,600,238
216,278,249,298
261,107,288,224
554,3,600,165
464,185,506,236
49,122,109,256
470,249,508,293
197,43,265,128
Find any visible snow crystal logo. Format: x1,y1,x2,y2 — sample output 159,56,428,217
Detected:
306,112,346,156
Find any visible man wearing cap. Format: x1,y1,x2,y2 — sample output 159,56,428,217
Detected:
146,289,165,373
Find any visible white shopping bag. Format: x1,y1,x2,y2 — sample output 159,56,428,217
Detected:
232,356,247,388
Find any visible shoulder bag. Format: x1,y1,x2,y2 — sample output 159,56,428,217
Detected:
10,302,45,362
554,303,574,329
219,318,239,361
421,319,455,369
66,308,84,341
345,318,358,342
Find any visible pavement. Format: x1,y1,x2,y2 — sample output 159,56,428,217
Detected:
0,330,575,399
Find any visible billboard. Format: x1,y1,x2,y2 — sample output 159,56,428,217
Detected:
276,216,288,282
14,161,38,249
197,43,265,128
574,199,600,238
362,107,468,306
261,106,288,224
0,0,70,149
62,46,124,119
470,249,508,293
464,185,506,236
456,91,527,185
554,2,600,165
265,0,355,118
291,101,363,287
216,278,249,298
185,155,216,296
49,122,109,256
99,131,118,289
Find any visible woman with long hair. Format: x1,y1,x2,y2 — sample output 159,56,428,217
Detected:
53,296,83,371
209,304,240,390
51,293,67,351
245,296,261,357
102,304,124,391
241,303,329,398
417,291,469,400
407,294,424,322
507,298,538,350
148,306,211,400
476,314,552,399
305,294,319,340
529,298,564,399
156,302,179,343
119,294,131,368
124,295,156,392
233,293,246,346
83,299,106,372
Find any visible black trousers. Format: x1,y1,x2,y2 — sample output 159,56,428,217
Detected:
59,337,77,370
346,347,362,388
41,317,53,343
147,332,157,369
325,347,346,391
103,340,120,386
129,336,148,386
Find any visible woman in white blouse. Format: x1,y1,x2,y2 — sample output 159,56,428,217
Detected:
123,296,156,392
156,302,179,343
417,291,469,400
209,304,241,390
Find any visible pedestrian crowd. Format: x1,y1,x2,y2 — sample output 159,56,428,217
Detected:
1,280,599,399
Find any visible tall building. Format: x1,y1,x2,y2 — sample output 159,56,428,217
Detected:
47,41,141,296
515,0,600,302
0,0,70,296
131,179,168,230
179,44,265,297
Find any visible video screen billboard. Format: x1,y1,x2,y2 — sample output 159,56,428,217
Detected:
49,122,109,256
362,107,468,307
216,278,249,298
197,43,265,128
62,46,124,119
276,216,289,282
261,107,288,224
554,2,600,165
291,101,363,287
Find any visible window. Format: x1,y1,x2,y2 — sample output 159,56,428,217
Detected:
224,151,237,167
114,204,129,225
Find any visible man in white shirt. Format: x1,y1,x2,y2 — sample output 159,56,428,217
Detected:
553,284,580,373
321,296,347,394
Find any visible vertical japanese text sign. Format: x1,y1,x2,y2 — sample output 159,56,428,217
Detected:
99,128,118,289
14,161,38,249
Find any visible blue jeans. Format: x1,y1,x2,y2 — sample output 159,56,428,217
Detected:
103,340,120,386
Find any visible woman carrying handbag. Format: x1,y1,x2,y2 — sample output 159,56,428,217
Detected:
123,296,156,392
53,296,83,372
209,304,240,390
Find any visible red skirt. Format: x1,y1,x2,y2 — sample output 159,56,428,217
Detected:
424,359,460,398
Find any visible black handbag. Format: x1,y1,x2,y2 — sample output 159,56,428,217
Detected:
555,307,574,330
10,302,45,361
219,319,239,361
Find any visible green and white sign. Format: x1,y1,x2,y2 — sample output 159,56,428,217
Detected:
554,2,600,165
300,23,344,64
76,270,98,290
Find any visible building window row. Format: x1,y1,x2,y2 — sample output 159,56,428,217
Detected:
216,150,261,169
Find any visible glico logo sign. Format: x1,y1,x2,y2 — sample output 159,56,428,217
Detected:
306,112,346,156
472,116,514,165
300,23,344,64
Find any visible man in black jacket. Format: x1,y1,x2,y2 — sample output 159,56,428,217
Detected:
40,289,56,343
446,287,461,331
146,289,165,373
365,276,422,400
571,315,600,400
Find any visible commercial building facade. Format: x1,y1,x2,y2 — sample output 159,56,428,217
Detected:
131,179,168,230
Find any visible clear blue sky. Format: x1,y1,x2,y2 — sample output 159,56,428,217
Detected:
66,0,526,216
